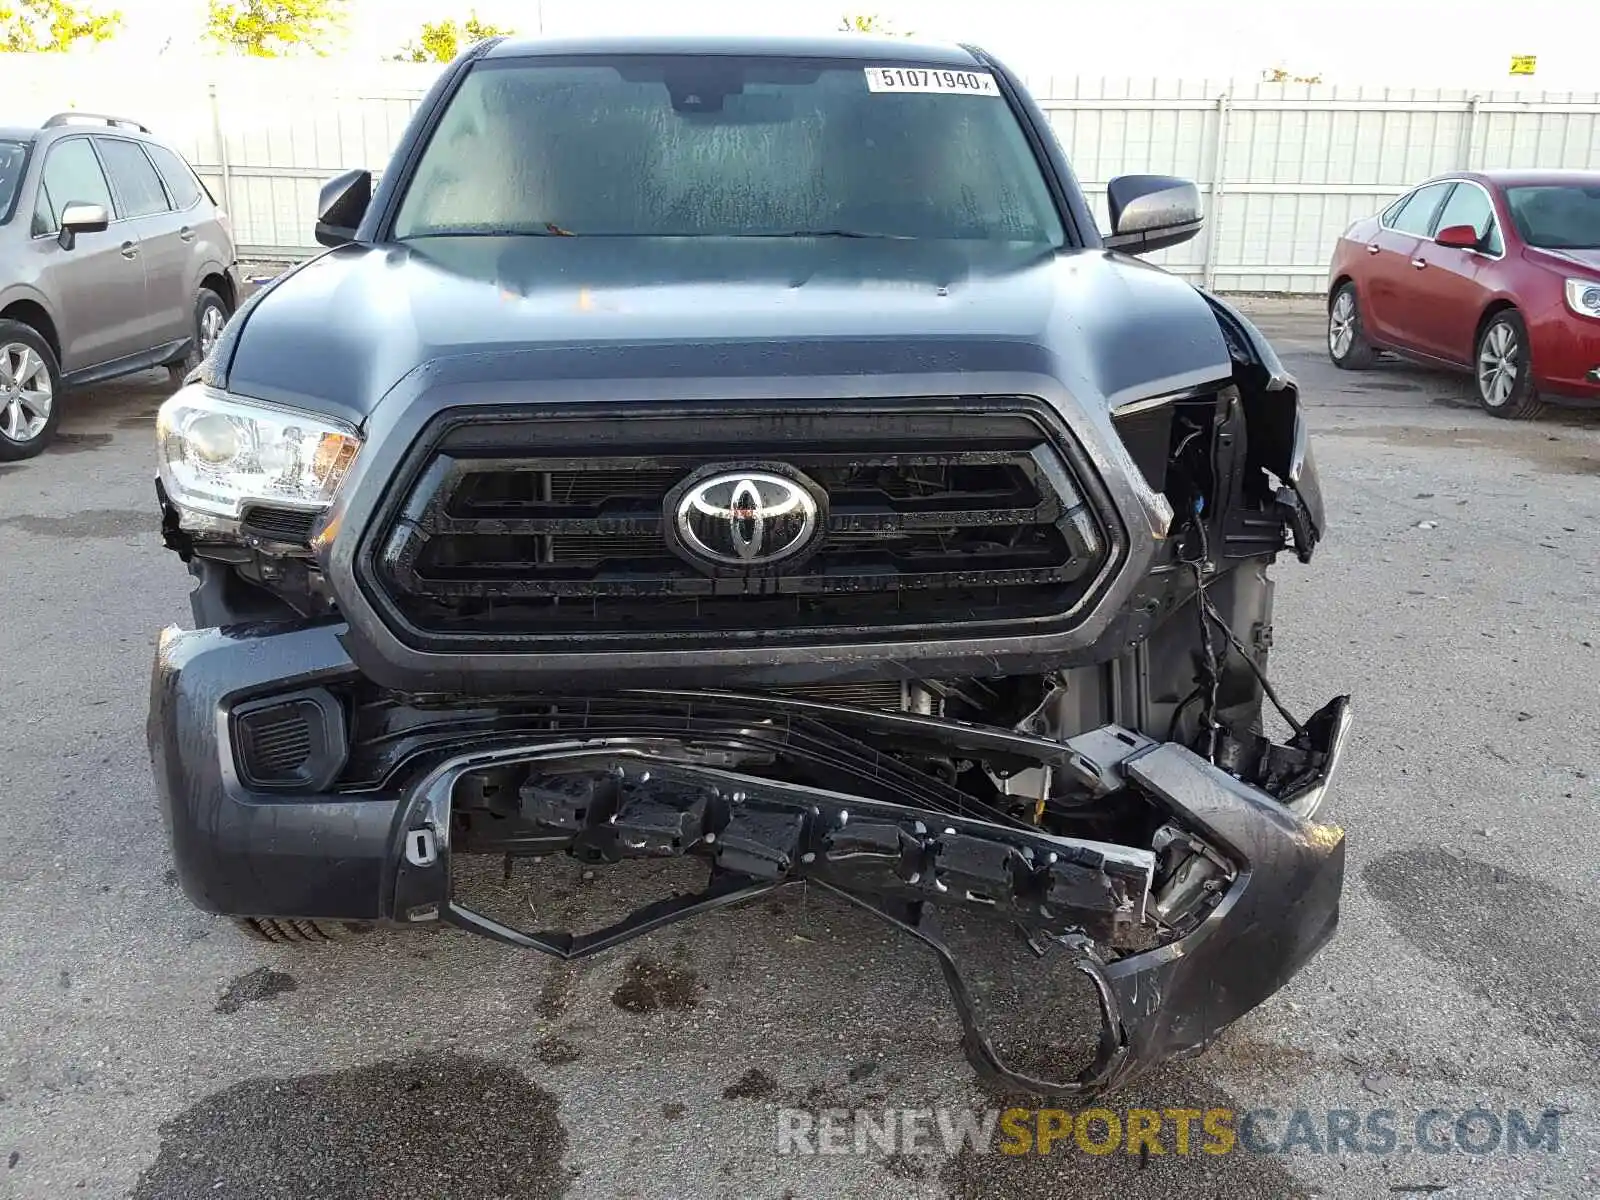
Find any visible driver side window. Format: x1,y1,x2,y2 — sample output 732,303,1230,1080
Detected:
1433,182,1502,254
31,137,114,237
1387,182,1451,236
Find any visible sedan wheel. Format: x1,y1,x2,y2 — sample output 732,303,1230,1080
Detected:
1327,283,1375,369
1477,322,1518,405
0,341,53,444
1474,312,1544,420
1329,292,1355,357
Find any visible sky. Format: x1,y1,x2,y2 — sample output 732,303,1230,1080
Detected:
63,0,1600,89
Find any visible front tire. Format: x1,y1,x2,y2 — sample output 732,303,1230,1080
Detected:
1475,310,1544,420
1328,282,1377,369
231,917,364,944
0,320,64,461
170,287,230,385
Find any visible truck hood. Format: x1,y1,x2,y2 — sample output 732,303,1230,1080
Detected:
220,237,1232,427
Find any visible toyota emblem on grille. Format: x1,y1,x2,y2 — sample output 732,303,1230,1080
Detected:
673,469,820,568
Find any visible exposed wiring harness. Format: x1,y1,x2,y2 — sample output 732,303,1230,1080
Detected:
1179,496,1307,760
1186,502,1224,760
1200,585,1307,738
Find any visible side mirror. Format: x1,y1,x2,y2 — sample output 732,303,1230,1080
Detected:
1435,223,1481,250
1105,175,1203,255
314,168,372,248
57,201,109,250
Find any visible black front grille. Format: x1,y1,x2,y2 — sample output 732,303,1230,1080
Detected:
240,504,319,545
774,679,910,710
364,405,1113,649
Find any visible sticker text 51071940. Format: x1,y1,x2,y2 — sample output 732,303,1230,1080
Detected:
864,67,1000,96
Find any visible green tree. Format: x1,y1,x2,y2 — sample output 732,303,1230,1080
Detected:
205,0,345,57
0,0,122,52
839,13,911,36
393,10,511,63
1261,65,1323,84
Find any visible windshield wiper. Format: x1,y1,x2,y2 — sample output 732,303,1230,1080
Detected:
404,227,917,240
407,222,577,238
736,229,913,240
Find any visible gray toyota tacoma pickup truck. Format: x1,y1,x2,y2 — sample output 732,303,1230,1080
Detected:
149,34,1351,1097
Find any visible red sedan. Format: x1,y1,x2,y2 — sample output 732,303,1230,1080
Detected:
1326,170,1600,418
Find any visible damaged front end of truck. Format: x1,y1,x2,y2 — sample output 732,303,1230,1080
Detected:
385,683,1348,1097
150,280,1349,1097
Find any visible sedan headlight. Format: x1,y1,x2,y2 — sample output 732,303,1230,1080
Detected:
156,386,361,526
1564,277,1600,319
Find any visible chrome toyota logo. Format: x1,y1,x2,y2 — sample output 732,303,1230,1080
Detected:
673,470,819,567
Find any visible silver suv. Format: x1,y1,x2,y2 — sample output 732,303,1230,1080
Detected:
0,113,240,460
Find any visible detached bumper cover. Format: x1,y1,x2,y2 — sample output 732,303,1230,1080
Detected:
150,622,1346,1097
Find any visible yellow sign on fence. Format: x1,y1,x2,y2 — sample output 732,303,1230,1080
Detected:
1510,55,1537,76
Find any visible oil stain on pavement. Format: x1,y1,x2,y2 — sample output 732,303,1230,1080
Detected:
537,962,580,1021
721,1067,779,1100
213,967,297,1014
610,952,702,1013
1350,380,1425,393
1364,848,1599,1055
131,1052,570,1200
46,431,114,454
0,509,152,538
534,1036,582,1066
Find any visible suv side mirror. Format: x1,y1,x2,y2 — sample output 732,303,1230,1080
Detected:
314,169,373,247
1435,224,1481,250
1105,175,1203,255
57,201,109,251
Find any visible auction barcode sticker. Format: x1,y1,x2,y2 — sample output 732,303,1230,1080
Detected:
865,67,1000,96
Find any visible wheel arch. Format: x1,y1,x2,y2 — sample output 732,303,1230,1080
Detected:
1474,298,1520,350
1328,275,1355,307
199,268,236,313
0,296,62,363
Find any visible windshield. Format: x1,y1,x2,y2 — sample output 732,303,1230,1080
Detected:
0,140,28,224
1506,184,1600,249
394,56,1065,245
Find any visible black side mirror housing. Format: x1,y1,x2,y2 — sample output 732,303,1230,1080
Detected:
314,169,373,248
1105,175,1204,255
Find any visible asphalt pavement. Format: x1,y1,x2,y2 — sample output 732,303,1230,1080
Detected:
2,300,1598,1199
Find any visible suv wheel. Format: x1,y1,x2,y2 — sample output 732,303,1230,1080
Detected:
0,320,63,461
1327,282,1376,369
168,288,230,386
1475,310,1544,420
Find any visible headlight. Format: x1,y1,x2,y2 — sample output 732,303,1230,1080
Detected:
156,386,361,527
1564,277,1600,319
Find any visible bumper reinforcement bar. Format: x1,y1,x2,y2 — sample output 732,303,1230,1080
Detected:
387,735,1344,1098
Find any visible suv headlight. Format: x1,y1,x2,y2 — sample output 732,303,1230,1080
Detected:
156,386,361,527
1564,277,1600,319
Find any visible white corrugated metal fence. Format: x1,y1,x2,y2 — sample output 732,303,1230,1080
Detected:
11,58,1600,292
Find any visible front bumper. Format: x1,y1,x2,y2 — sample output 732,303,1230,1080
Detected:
1530,308,1600,403
150,621,1347,1097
